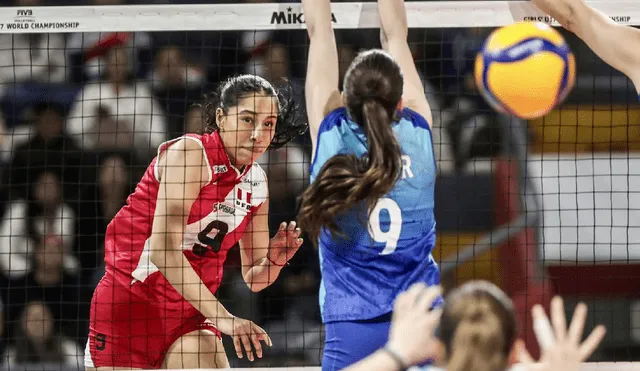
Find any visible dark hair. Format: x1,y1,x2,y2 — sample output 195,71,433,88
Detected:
438,281,517,371
200,74,307,150
298,49,404,241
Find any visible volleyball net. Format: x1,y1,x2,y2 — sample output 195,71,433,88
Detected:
0,1,638,369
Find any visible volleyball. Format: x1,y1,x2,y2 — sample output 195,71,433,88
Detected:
474,22,576,119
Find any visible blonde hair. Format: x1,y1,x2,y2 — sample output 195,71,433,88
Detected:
439,281,517,371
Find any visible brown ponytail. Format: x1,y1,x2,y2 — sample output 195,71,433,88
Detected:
439,281,517,371
298,98,402,241
446,304,509,371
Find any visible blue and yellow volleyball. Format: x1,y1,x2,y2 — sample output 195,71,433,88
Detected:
475,22,576,119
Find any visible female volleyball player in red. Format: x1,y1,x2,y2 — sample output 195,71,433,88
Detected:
531,0,640,94
84,74,307,370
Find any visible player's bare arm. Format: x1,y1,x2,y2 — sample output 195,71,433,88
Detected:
302,0,342,157
239,198,303,292
150,138,271,361
377,0,433,125
532,0,640,92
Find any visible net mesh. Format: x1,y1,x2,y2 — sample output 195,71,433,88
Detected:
0,1,638,370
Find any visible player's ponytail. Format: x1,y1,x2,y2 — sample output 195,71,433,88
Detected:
439,281,517,371
359,96,403,210
298,49,403,243
446,310,507,371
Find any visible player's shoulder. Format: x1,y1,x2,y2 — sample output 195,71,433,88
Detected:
181,133,210,149
156,134,225,179
173,132,227,165
398,107,430,130
158,134,210,162
319,107,350,134
160,133,205,150
169,132,221,153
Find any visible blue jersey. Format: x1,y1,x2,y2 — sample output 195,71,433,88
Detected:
310,107,440,323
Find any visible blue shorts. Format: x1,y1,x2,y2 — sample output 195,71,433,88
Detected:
321,297,443,371
322,313,393,371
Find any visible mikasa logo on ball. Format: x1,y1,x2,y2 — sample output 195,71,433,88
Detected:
507,39,544,59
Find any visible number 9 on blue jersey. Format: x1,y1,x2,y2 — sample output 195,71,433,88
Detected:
368,198,403,255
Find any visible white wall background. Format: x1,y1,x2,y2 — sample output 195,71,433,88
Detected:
528,153,640,265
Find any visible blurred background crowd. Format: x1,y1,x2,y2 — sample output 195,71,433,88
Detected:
0,0,638,369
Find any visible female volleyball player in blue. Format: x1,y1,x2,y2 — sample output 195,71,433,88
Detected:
297,0,442,369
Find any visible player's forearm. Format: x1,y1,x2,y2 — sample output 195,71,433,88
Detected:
150,219,232,321
567,1,609,38
301,0,332,37
532,0,624,61
570,5,640,84
377,0,409,41
243,257,284,292
158,250,233,321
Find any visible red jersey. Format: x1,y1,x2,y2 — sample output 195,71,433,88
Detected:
103,132,267,309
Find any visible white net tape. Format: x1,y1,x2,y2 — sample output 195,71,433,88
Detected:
0,1,637,33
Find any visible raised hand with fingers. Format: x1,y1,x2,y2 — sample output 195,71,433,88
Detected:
216,315,272,362
266,221,303,267
519,296,607,371
385,283,443,368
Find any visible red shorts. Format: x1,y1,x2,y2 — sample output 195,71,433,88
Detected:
84,273,222,369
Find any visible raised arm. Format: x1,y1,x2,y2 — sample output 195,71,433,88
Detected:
150,139,270,360
377,0,432,125
302,0,342,153
532,0,640,93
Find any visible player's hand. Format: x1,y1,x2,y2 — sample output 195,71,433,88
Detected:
386,283,443,367
216,316,272,362
267,221,303,266
518,296,606,371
